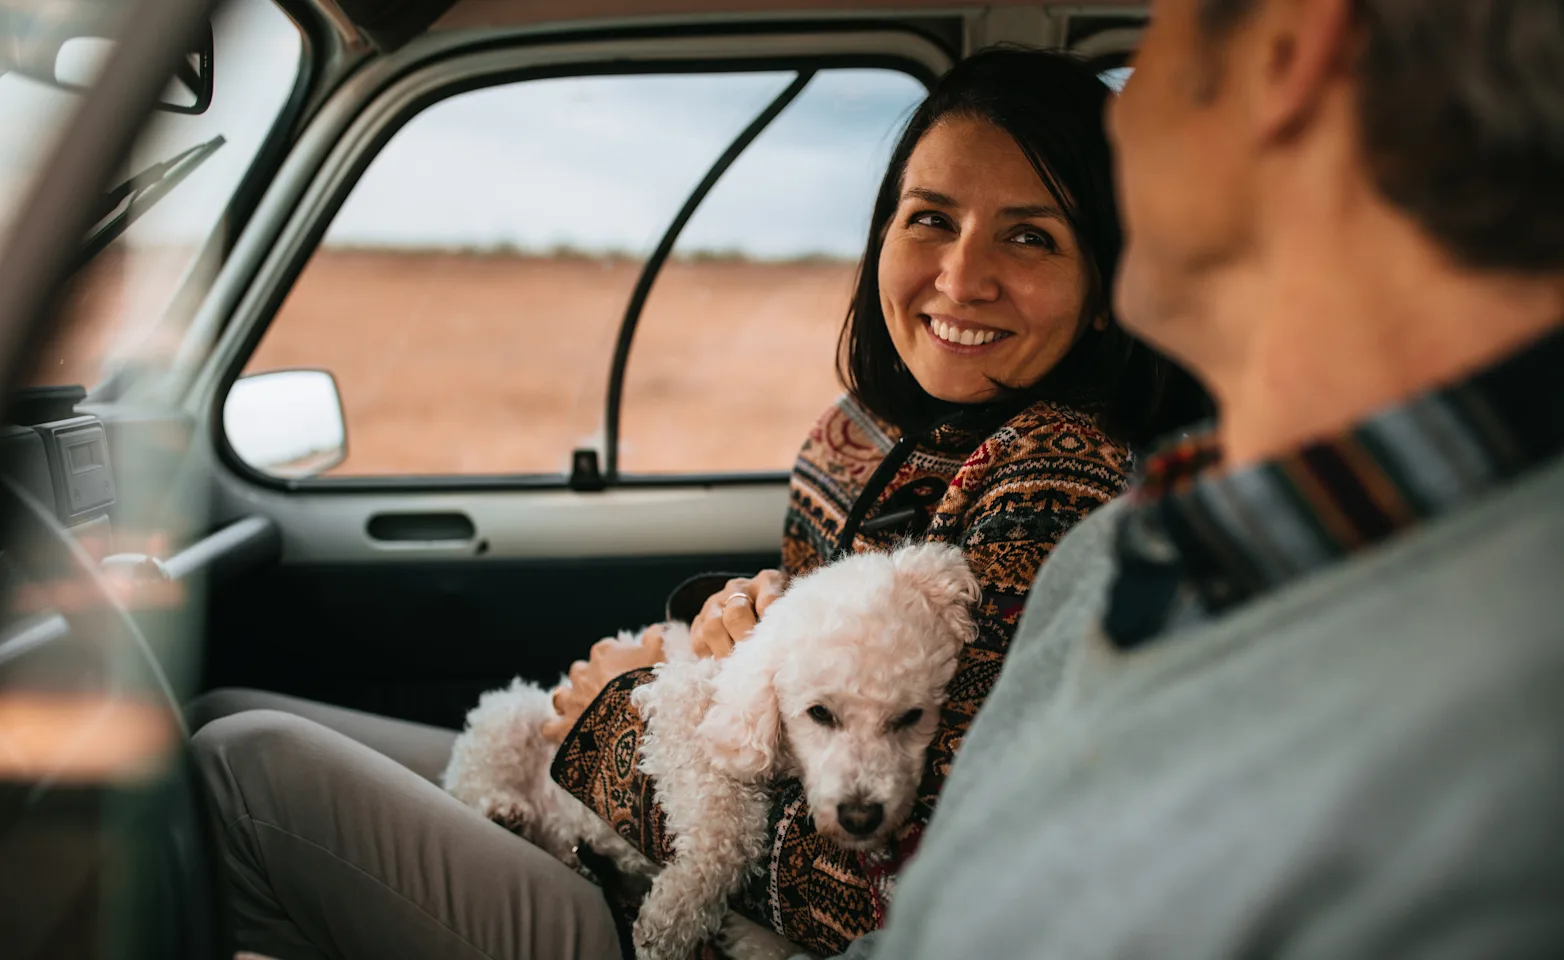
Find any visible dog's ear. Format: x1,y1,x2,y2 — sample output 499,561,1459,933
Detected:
891,542,982,644
695,629,782,782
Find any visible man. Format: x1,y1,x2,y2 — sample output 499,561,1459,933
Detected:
835,0,1564,956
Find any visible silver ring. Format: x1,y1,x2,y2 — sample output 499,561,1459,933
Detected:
725,592,751,606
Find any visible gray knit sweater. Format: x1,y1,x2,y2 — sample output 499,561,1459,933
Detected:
833,453,1564,959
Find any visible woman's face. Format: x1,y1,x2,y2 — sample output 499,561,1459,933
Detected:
878,116,1094,405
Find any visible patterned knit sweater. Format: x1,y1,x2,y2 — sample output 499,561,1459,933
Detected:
554,394,1132,956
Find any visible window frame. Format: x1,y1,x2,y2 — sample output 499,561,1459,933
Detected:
210,25,943,493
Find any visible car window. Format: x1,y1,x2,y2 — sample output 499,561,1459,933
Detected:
22,0,303,392
232,65,926,481
618,69,923,475
1099,66,1133,92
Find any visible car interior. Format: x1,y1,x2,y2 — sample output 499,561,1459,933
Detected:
0,0,1147,955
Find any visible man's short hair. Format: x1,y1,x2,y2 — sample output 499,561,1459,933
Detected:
1198,0,1564,272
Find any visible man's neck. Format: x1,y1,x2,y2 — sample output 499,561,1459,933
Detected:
1196,183,1564,469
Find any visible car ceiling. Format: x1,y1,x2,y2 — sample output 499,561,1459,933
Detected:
327,0,1143,51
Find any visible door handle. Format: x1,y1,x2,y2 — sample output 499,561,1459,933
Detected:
366,512,476,544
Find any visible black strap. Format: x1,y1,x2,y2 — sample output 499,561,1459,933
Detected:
832,408,978,559
663,571,751,624
831,400,1038,560
574,843,648,960
831,431,923,560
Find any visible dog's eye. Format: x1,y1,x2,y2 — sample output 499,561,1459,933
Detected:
807,705,838,727
892,708,925,730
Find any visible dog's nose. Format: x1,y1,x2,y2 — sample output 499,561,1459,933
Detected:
837,801,884,837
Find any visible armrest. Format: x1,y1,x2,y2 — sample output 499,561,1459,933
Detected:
102,514,279,584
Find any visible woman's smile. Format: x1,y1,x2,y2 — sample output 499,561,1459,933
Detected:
921,314,1012,351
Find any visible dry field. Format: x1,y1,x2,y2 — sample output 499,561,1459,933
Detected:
39,249,861,477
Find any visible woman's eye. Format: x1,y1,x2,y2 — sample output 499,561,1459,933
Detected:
807,704,838,727
907,211,952,231
892,708,925,730
1012,227,1057,251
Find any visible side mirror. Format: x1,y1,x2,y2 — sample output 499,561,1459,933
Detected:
224,370,347,480
3,14,214,115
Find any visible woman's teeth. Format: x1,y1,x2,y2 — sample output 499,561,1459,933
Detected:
930,319,1002,346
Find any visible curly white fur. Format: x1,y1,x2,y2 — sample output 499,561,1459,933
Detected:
442,664,650,876
444,542,980,960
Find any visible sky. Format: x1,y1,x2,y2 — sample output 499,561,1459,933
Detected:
0,0,927,263
323,68,925,260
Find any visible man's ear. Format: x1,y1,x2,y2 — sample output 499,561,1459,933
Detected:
890,542,981,644
695,631,782,782
1250,0,1359,142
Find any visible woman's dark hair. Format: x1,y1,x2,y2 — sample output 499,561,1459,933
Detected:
838,46,1210,447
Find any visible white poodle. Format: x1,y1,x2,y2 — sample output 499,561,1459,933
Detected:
443,542,979,960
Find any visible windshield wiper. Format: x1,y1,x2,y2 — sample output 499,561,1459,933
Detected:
74,135,226,273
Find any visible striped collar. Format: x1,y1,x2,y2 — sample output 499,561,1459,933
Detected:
1106,326,1564,648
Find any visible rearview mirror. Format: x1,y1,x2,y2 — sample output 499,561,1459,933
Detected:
224,370,348,480
3,14,214,114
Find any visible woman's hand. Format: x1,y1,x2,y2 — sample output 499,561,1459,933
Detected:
539,570,784,742
542,625,666,743
689,570,786,659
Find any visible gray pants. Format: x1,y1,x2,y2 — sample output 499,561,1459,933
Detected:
189,689,622,960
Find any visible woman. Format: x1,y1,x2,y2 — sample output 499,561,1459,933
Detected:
191,48,1207,960
542,47,1206,956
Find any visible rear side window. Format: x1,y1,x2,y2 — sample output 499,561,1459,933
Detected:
230,66,924,481
620,69,920,475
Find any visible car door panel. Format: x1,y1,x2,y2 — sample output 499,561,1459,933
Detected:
205,550,778,728
203,477,788,726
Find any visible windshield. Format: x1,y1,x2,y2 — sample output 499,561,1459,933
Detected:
5,0,302,392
